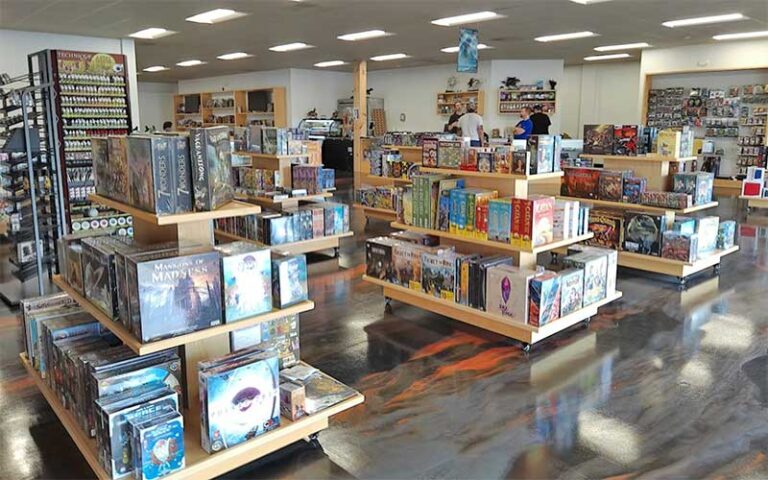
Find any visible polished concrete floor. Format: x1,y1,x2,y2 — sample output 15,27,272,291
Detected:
1,191,767,479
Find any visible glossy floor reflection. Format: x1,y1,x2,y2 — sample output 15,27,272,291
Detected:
1,192,767,479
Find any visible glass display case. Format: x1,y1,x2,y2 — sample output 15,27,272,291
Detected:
297,118,343,139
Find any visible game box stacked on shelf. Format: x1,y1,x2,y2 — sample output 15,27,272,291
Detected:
92,126,234,214
237,125,309,156
365,146,421,181
355,185,397,211
291,165,335,194
365,234,618,327
56,235,309,343
742,166,768,198
215,202,350,246
582,124,697,158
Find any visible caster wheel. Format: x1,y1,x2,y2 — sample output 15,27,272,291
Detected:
551,253,559,265
583,316,592,328
521,343,532,353
307,432,322,449
677,277,687,291
713,264,721,275
333,246,340,258
384,297,393,313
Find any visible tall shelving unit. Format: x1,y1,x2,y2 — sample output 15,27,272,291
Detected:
497,89,557,114
174,87,287,131
363,163,623,351
436,91,485,115
26,193,364,479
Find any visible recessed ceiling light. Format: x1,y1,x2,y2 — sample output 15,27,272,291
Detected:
535,31,597,42
186,8,247,24
440,44,491,53
370,53,409,62
594,42,650,52
713,30,768,41
314,60,347,67
431,11,503,27
176,60,205,67
269,42,313,52
337,30,390,41
569,0,613,4
143,66,168,72
584,53,631,61
217,52,251,60
129,27,175,39
663,13,745,28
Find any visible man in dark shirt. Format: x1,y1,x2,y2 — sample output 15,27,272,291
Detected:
447,102,463,134
530,104,551,135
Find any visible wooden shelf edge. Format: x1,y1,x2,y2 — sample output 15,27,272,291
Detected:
389,222,593,254
234,152,309,160
362,275,621,344
617,245,739,277
557,196,719,214
88,194,261,226
21,353,365,480
580,154,698,163
235,191,333,205
352,204,397,220
214,230,353,255
52,275,314,356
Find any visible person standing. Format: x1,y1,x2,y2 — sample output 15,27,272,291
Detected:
447,101,464,134
458,104,485,147
530,104,551,135
513,106,534,140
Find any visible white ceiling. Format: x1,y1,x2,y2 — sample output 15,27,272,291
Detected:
1,0,767,82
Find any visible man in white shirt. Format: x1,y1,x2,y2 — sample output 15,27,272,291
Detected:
457,104,485,147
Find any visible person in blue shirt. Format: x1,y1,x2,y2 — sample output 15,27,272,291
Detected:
513,106,534,140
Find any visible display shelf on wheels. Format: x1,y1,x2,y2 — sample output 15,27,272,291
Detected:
580,154,697,190
741,195,768,212
27,194,364,480
215,229,354,258
365,164,622,351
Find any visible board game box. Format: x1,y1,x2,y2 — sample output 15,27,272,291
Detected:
528,271,561,327
421,251,456,300
528,135,555,174
613,125,641,156
672,172,714,205
229,314,300,369
82,237,120,319
271,252,308,308
126,136,160,214
661,231,698,262
437,140,462,169
215,242,272,322
561,167,601,199
598,170,631,201
103,136,130,202
190,126,234,211
422,138,438,167
559,268,584,317
563,252,607,306
365,237,396,282
487,198,512,243
696,216,720,256
519,195,555,249
586,210,624,250
129,410,185,480
485,265,536,324
511,150,530,175
279,381,306,421
717,220,736,249
623,211,672,256
583,124,614,155
622,176,647,203
493,146,511,173
393,242,435,290
171,135,193,213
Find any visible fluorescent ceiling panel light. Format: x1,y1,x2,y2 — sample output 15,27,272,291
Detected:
269,42,313,52
217,52,251,60
186,8,247,24
314,60,346,67
713,30,768,41
594,42,650,51
535,31,597,42
370,53,408,62
142,65,168,72
584,53,631,61
176,60,205,67
569,0,613,4
663,13,745,28
441,43,491,53
431,11,502,27
338,30,389,41
129,27,175,39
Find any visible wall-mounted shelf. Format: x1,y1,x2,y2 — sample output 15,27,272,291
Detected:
436,90,485,115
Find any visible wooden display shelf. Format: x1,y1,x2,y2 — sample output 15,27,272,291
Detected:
52,275,314,356
617,246,739,279
420,167,563,182
235,191,332,208
364,175,412,184
741,195,768,209
381,145,421,152
88,194,261,226
352,204,396,221
580,154,697,163
390,222,593,255
577,154,697,191
557,196,719,214
215,230,353,256
21,353,364,480
362,276,622,345
234,151,310,161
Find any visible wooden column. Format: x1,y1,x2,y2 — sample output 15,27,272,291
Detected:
353,60,367,192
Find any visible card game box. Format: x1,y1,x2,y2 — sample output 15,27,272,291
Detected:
421,251,456,300
529,271,561,327
512,150,531,175
673,216,697,236
215,242,272,323
528,135,555,174
485,265,536,324
586,210,624,250
623,212,671,256
129,410,185,480
672,172,714,205
717,220,736,249
487,198,512,243
561,167,601,199
437,140,462,169
559,268,584,317
477,151,493,173
279,381,306,421
518,195,555,249
661,231,698,262
598,170,631,201
422,137,438,167
613,125,641,156
622,177,647,203
563,252,607,306
365,237,396,282
583,124,614,155
272,252,308,308
229,314,300,369
200,351,280,453
190,126,234,211
132,251,222,342
696,216,720,256
493,146,512,173
566,245,617,298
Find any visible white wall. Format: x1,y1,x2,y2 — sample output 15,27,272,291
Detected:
289,69,352,121
137,82,177,132
0,29,139,124
368,59,564,134
562,62,642,138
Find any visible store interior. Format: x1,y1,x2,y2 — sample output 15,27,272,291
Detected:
0,1,767,479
